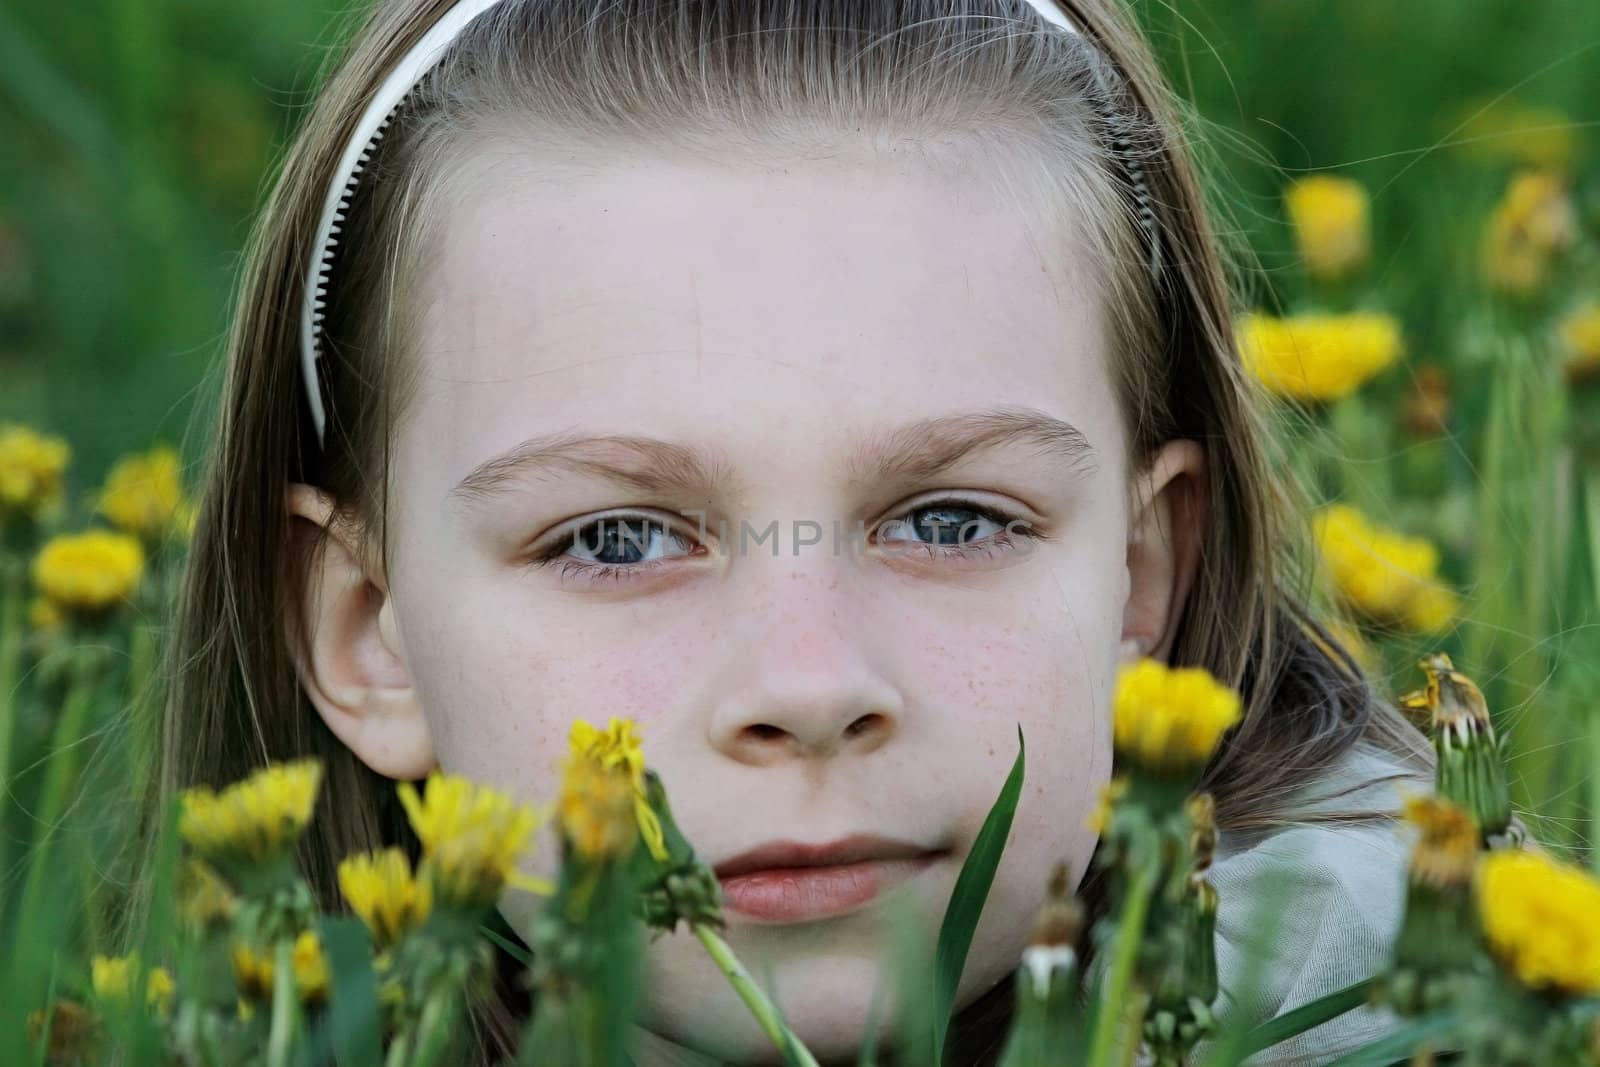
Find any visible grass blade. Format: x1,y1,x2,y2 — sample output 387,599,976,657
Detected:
932,725,1025,1064
1235,978,1374,1057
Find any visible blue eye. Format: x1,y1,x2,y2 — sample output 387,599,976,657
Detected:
528,514,698,585
878,502,1008,547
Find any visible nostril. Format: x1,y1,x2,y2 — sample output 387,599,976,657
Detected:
743,723,788,742
844,713,884,738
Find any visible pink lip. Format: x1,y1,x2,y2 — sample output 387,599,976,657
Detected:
714,835,947,924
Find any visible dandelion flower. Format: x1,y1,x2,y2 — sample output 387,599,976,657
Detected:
558,752,640,861
338,848,433,948
91,955,176,1015
1559,303,1600,386
1475,850,1600,997
397,772,548,909
1312,505,1458,633
1481,170,1577,296
1111,659,1242,776
179,759,322,871
569,717,669,862
1239,312,1403,403
31,530,144,615
232,930,330,1005
98,446,193,542
1285,175,1370,282
0,424,70,518
1400,794,1478,890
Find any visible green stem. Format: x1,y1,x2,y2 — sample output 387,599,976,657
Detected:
13,653,102,939
408,992,456,1067
266,938,296,1067
1086,861,1161,1067
693,922,821,1067
0,556,24,885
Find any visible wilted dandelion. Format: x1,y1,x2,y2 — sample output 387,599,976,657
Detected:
1475,850,1600,997
0,423,70,519
97,446,193,542
1238,311,1403,403
178,758,322,871
1284,175,1370,282
1111,659,1242,776
30,529,145,616
338,848,433,949
1312,504,1460,633
397,771,548,909
569,717,669,861
91,954,176,1015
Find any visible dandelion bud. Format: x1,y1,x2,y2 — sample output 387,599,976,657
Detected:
1381,794,1482,1015
338,848,433,949
1285,175,1371,283
999,863,1083,1067
1559,303,1600,387
1402,654,1510,838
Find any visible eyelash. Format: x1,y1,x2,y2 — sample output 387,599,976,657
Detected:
526,499,1035,586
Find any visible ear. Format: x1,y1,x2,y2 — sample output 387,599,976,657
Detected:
1120,440,1209,664
284,483,436,780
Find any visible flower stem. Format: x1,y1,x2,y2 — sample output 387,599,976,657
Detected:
1086,860,1161,1067
267,938,297,1067
0,554,24,885
692,922,820,1067
408,989,456,1067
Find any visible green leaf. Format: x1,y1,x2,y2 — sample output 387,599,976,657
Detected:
304,916,382,1067
932,725,1025,1065
1236,978,1374,1057
481,921,535,969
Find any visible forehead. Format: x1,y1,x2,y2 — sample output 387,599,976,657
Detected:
398,140,1124,496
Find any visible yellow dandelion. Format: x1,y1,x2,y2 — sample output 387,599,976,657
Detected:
1560,303,1600,386
557,752,639,861
1481,171,1578,296
231,930,329,1005
1312,504,1458,633
338,848,433,949
31,530,144,615
1400,794,1478,890
568,717,669,862
0,424,70,519
91,955,176,1015
397,772,549,908
1239,312,1403,403
1475,850,1600,997
179,759,322,869
1285,175,1370,283
1111,659,1242,776
97,446,192,541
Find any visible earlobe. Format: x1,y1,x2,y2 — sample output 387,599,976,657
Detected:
284,483,437,780
1121,441,1209,664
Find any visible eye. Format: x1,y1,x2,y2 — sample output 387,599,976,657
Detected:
874,498,1035,562
526,512,701,585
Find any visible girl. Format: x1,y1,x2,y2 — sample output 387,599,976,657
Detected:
157,0,1434,1062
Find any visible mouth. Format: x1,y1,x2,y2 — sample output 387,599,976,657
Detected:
713,834,950,924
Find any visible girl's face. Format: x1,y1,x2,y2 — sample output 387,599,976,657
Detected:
290,141,1204,1063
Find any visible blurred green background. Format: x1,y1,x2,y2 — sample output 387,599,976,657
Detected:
1,0,1595,478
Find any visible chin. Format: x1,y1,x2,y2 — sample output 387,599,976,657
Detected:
641,937,900,1065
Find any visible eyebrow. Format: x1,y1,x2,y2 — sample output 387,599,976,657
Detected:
447,407,1097,512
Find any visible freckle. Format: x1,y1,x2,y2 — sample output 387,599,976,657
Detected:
987,746,995,757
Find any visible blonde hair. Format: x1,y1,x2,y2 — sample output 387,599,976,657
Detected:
152,1,1432,1061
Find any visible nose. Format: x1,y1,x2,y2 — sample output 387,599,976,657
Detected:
707,559,906,766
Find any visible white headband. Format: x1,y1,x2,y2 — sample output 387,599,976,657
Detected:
300,0,1086,447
